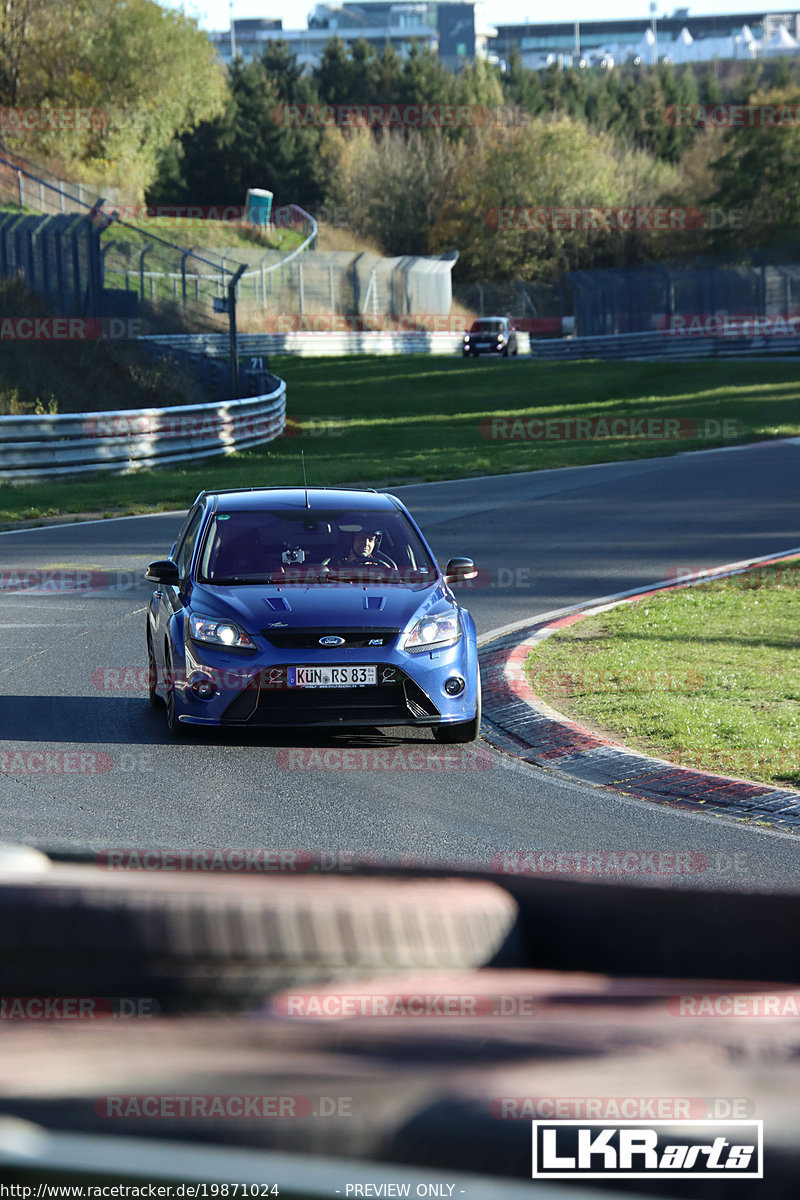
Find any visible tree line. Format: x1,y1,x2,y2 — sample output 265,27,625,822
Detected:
3,0,800,280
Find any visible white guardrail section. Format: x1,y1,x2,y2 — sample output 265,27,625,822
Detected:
144,332,532,357
147,328,800,360
0,378,286,483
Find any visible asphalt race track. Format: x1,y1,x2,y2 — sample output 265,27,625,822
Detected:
1,438,799,890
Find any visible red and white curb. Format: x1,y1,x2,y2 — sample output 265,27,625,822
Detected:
478,549,800,831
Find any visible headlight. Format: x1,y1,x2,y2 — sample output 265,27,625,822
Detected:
402,611,461,654
189,613,256,650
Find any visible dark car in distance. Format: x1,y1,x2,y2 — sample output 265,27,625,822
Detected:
462,317,518,357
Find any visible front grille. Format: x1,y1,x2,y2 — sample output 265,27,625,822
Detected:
220,664,441,726
261,627,400,650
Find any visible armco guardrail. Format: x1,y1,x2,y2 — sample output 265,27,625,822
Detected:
144,327,800,360
144,332,532,357
0,378,286,482
529,329,800,360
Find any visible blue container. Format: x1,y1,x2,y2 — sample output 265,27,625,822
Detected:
246,188,273,227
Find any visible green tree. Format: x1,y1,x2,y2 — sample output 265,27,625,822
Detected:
711,86,800,245
148,56,323,207
1,0,226,194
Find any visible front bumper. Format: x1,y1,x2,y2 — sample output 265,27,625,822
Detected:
168,636,479,729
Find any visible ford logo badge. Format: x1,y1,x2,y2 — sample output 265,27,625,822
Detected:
319,635,346,646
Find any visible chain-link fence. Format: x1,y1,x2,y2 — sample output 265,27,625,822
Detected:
452,279,567,319
0,210,101,316
252,250,458,327
569,259,800,336
1,154,458,333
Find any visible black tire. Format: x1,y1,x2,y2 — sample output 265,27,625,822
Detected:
502,345,509,357
164,644,185,737
0,869,520,1009
433,676,481,744
146,628,162,708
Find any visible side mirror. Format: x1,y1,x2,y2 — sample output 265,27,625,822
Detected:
443,557,477,583
146,558,180,586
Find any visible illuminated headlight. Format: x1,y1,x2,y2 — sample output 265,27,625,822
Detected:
463,335,471,342
189,613,256,650
402,611,461,654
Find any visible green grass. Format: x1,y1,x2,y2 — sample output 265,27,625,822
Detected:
525,562,800,790
0,278,204,417
1,354,800,525
0,204,304,255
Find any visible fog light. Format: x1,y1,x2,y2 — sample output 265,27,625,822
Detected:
192,678,215,700
444,676,465,696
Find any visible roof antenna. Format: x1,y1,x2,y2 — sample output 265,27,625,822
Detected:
302,450,310,508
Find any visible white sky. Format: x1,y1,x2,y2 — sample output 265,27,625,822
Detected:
166,0,800,34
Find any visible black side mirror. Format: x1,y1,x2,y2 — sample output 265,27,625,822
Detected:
443,557,477,583
145,559,180,586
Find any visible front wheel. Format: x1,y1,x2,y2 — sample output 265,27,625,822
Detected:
164,645,186,737
433,677,481,744
147,629,162,708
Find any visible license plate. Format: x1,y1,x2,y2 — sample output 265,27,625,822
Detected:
287,665,377,688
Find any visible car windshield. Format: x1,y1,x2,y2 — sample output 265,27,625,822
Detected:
197,507,437,585
470,319,503,332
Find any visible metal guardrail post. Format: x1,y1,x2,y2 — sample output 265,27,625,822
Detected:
228,264,246,398
138,244,154,301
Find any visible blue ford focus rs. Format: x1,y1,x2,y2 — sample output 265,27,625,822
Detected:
146,487,481,742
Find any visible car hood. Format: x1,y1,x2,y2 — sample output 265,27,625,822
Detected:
187,581,453,633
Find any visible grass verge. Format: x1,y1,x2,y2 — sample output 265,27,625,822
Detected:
0,279,206,417
524,560,800,790
1,354,799,525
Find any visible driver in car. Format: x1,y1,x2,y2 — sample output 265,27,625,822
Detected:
328,530,397,574
342,531,383,565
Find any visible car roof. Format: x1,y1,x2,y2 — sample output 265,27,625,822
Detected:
197,487,400,514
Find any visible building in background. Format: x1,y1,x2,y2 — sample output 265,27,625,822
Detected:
209,2,481,70
490,8,800,70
